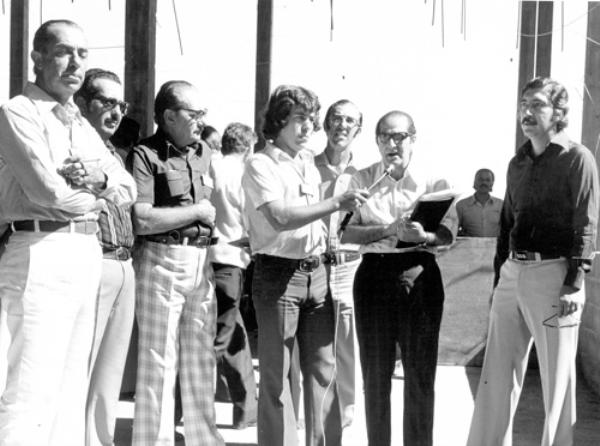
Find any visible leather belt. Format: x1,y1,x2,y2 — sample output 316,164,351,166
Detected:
11,220,98,235
257,253,347,272
103,246,132,261
510,250,561,261
323,251,361,266
144,234,218,248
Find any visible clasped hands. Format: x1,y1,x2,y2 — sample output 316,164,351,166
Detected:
57,156,106,190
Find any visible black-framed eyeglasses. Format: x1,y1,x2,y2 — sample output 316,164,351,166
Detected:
330,114,360,128
177,107,208,122
92,95,129,114
377,131,414,145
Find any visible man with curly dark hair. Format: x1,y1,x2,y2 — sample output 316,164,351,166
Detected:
242,85,368,446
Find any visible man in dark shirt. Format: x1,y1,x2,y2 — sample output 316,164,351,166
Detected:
128,80,223,446
467,77,599,446
74,68,136,446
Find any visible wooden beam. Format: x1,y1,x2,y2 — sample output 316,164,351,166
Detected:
582,1,600,166
9,0,29,98
254,0,273,151
515,1,553,149
124,0,157,138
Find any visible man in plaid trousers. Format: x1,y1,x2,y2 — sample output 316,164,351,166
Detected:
128,80,223,446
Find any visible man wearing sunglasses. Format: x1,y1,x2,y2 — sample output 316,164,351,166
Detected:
467,77,600,446
74,69,136,446
341,110,456,446
128,80,223,445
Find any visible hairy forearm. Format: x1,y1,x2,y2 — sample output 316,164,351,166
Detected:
263,196,341,231
132,205,200,235
341,223,395,245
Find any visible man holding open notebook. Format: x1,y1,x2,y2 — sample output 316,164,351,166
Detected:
341,110,457,446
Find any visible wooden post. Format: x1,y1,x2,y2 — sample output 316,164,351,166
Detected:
9,0,29,98
124,0,157,138
254,0,273,151
515,1,553,149
582,2,600,164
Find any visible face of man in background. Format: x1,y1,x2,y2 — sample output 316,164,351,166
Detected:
204,131,222,153
325,102,361,153
376,113,415,173
78,78,126,142
473,170,494,194
32,23,88,104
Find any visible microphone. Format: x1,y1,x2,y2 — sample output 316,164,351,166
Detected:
337,165,394,235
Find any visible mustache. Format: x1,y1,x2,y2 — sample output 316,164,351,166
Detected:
522,117,537,125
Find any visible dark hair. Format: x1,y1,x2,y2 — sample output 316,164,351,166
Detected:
154,80,193,127
33,19,82,53
74,68,121,102
201,125,218,141
262,85,321,140
221,122,256,156
375,110,417,136
475,168,495,182
323,99,363,132
521,77,569,132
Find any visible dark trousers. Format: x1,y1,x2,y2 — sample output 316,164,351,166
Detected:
252,254,341,446
213,263,257,424
354,252,444,446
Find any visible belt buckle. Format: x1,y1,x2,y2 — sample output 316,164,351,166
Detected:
513,250,528,261
299,255,319,272
115,246,128,260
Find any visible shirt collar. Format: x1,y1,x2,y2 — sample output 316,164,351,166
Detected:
519,131,571,159
23,82,81,119
264,141,313,164
469,194,495,206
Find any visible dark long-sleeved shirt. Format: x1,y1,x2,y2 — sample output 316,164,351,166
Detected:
496,132,599,289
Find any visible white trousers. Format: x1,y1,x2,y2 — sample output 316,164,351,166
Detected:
86,257,135,446
467,258,583,446
329,258,360,427
0,231,101,446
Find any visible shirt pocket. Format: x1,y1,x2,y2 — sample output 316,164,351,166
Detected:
161,169,185,197
192,169,212,201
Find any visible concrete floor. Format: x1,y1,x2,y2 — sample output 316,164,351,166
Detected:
114,363,600,445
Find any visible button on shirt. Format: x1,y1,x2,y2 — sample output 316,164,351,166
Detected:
497,132,599,288
0,83,136,224
349,162,457,254
456,195,503,237
208,154,251,268
97,141,135,251
314,151,359,252
242,142,326,259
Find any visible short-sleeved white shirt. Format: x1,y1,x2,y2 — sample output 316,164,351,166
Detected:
242,142,326,258
349,161,457,253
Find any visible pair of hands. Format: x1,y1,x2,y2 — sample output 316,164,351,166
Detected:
57,156,106,190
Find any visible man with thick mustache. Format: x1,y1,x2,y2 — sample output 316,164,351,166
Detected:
342,110,456,446
0,20,136,446
467,77,599,446
314,99,363,429
74,69,136,446
128,80,223,446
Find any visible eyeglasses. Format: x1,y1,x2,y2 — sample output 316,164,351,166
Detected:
542,313,580,329
330,114,360,128
92,95,129,114
378,131,414,145
519,99,552,113
177,107,208,122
